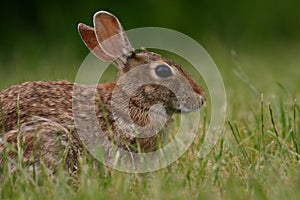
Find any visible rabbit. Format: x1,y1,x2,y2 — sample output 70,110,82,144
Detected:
0,11,206,172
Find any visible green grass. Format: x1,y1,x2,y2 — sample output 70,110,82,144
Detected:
1,41,300,200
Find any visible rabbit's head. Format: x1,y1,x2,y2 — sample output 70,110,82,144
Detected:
78,11,206,122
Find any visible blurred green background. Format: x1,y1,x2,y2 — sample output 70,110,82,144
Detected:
0,0,299,99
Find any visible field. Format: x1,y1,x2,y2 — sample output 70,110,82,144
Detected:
1,38,300,199
1,1,300,199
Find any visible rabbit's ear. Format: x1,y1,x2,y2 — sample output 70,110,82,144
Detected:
78,23,114,61
93,11,134,65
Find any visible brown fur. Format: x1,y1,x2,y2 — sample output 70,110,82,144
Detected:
0,11,206,172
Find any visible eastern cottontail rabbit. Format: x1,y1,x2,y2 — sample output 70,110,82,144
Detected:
0,11,206,172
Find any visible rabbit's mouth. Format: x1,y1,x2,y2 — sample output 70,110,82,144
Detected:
174,106,198,114
173,94,205,114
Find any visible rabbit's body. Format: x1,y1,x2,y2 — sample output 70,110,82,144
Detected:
0,11,206,172
0,81,104,170
0,81,170,170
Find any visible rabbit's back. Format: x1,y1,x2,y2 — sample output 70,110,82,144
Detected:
0,81,115,132
0,81,76,132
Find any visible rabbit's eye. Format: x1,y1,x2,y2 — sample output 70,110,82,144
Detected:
155,64,172,78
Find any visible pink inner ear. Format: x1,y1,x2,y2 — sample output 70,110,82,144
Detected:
78,23,113,61
94,13,122,43
93,12,134,60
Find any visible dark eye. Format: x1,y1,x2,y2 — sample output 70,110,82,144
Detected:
155,64,172,78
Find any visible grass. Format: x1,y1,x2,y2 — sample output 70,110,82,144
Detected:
1,41,300,199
